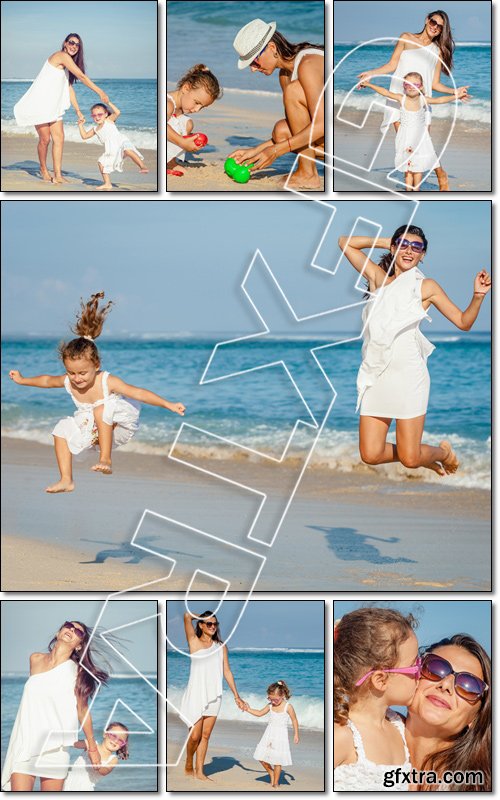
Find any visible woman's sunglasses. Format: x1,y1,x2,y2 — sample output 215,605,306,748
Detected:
428,18,443,32
394,237,426,253
66,40,80,47
62,621,85,639
355,657,422,687
250,44,268,68
202,621,217,628
420,654,488,703
106,730,128,747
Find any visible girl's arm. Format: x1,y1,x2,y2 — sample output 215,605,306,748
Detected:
76,697,100,769
222,645,246,710
337,235,390,288
359,81,402,103
9,371,65,388
423,271,491,331
167,98,203,153
78,122,96,140
425,86,469,105
106,375,185,415
287,704,300,743
69,85,84,122
244,704,271,718
93,756,118,777
106,100,121,122
49,51,109,102
357,35,407,80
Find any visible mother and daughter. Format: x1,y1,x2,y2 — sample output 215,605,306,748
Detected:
179,610,300,788
334,607,491,791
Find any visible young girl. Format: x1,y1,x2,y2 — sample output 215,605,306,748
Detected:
334,608,420,791
63,722,129,791
358,72,469,191
244,680,299,788
167,64,222,177
78,101,148,190
9,291,185,493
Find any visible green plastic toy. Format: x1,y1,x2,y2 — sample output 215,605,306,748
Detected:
224,157,254,184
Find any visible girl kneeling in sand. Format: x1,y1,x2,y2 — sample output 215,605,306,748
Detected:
9,291,185,493
63,722,129,791
167,65,222,177
243,680,299,788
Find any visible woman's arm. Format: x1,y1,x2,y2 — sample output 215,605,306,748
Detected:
431,61,472,101
287,704,300,743
244,704,271,718
357,35,407,80
106,375,185,414
423,271,491,330
49,51,109,102
227,139,275,164
338,235,390,287
76,697,100,769
183,611,198,645
9,371,65,388
426,86,469,105
222,645,246,709
69,85,84,122
359,81,402,103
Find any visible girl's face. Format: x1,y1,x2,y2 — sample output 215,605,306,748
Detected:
384,631,420,707
268,691,284,706
249,43,278,76
180,84,214,114
391,234,426,272
91,107,108,124
408,645,485,736
403,78,422,99
105,728,128,752
425,13,444,40
64,356,99,390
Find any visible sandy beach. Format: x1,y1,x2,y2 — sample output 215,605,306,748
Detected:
167,90,325,193
1,437,490,592
167,715,324,792
1,133,157,192
333,108,491,191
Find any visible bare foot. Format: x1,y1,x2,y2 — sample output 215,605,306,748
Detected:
195,773,215,782
46,479,75,493
95,184,113,191
440,441,460,474
140,167,149,173
92,460,113,475
51,176,71,184
437,171,449,191
427,461,446,476
40,171,53,182
283,172,322,190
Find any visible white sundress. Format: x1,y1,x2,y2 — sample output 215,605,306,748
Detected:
167,93,190,162
395,94,439,174
334,710,412,791
93,120,144,174
52,370,141,455
63,751,115,791
381,42,440,131
253,702,292,767
14,60,70,127
290,47,324,82
179,642,224,727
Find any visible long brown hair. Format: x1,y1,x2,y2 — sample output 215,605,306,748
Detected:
59,291,113,366
194,610,223,644
418,10,455,72
48,621,109,703
105,721,130,760
362,224,428,299
334,607,418,725
417,634,491,792
62,33,85,85
270,30,324,61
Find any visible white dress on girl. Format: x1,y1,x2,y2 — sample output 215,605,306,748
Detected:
253,702,292,766
93,120,144,174
180,642,224,726
395,94,439,173
334,710,412,791
52,370,141,455
14,60,70,126
381,42,440,131
63,751,115,791
1,660,78,789
167,93,190,162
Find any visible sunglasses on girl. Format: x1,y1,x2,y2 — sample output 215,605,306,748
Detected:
428,18,443,32
66,40,80,47
420,654,488,703
355,657,422,687
62,621,85,639
394,237,426,253
106,730,127,747
403,82,422,90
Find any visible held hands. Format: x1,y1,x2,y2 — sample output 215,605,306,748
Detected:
455,85,472,102
9,370,23,383
235,696,248,711
474,270,491,296
87,745,101,771
357,72,373,87
98,90,110,104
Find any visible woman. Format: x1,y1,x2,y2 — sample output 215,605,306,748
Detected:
2,620,108,792
338,224,491,476
406,634,491,791
180,610,245,781
230,19,324,189
14,33,109,184
357,10,469,191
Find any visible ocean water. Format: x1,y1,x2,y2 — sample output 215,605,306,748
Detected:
1,79,157,149
167,649,324,731
1,675,158,791
1,333,491,489
334,42,491,126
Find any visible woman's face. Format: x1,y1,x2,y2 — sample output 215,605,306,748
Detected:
200,617,218,635
408,645,485,736
249,43,278,76
391,233,426,272
425,13,445,40
57,620,86,650
63,36,81,57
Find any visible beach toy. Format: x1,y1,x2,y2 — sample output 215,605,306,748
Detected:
224,158,254,183
184,132,208,147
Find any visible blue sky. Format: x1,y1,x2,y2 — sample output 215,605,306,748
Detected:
2,600,158,674
334,600,491,655
1,201,491,336
1,1,157,79
334,1,491,42
167,600,324,650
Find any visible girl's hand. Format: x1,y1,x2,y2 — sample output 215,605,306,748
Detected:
76,111,85,123
357,71,373,84
228,146,259,165
9,370,23,383
168,402,186,416
251,145,277,172
294,734,300,744
456,85,471,102
183,136,204,153
474,270,491,296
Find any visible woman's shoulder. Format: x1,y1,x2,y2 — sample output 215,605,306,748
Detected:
29,651,45,664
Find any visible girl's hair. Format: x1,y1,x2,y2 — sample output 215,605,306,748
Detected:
177,64,223,101
334,607,417,725
419,10,455,72
417,634,491,792
62,33,85,85
59,291,113,366
105,721,130,761
91,102,111,117
267,679,291,700
404,71,424,87
270,30,324,60
194,610,223,644
48,621,109,703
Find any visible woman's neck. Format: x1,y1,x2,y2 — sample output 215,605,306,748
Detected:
199,633,213,645
348,694,393,730
415,29,436,47
405,713,452,769
277,55,297,74
47,642,74,665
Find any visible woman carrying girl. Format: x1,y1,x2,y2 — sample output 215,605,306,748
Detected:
338,225,491,476
244,679,299,788
63,722,129,791
167,65,222,177
14,33,109,184
9,291,185,492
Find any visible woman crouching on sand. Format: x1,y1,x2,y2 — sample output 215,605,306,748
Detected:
229,19,324,189
338,224,491,477
14,33,109,184
180,611,246,781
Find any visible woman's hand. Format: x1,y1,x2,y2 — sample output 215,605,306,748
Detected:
77,113,85,123
234,695,246,711
87,746,101,770
474,270,491,296
98,90,109,104
9,370,23,383
456,85,472,103
227,146,260,165
357,71,374,84
250,145,278,172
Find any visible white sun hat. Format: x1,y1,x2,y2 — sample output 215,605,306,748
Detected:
233,18,277,70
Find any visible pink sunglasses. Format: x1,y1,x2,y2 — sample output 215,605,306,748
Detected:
355,657,422,687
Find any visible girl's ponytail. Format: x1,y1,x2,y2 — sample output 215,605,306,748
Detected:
59,291,113,366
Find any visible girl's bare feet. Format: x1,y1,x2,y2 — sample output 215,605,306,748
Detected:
440,441,460,474
140,167,149,173
46,479,75,493
92,459,112,474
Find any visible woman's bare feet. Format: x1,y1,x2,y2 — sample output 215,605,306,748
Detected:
435,167,449,191
195,773,215,782
282,171,322,190
40,170,53,182
440,441,460,474
46,479,75,493
51,176,71,184
96,184,113,191
427,461,446,476
92,459,112,475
